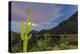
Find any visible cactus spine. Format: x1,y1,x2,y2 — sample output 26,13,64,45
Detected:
20,8,32,52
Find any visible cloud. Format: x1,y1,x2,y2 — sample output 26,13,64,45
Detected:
11,21,39,32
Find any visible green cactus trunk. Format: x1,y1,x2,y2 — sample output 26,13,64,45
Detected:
23,38,28,52
23,40,27,52
20,8,32,52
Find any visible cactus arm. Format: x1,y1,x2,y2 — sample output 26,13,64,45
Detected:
28,34,32,39
25,18,30,34
20,21,25,40
29,21,32,30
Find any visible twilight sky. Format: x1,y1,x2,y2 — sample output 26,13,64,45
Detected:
11,1,78,32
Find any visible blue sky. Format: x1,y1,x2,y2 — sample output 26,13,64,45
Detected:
11,1,78,32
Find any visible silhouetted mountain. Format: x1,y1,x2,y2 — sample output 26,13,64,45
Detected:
31,30,39,35
48,11,78,34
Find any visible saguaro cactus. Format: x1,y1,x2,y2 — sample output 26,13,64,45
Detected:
20,8,32,52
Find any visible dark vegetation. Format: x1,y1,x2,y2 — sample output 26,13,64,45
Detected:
9,12,78,53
